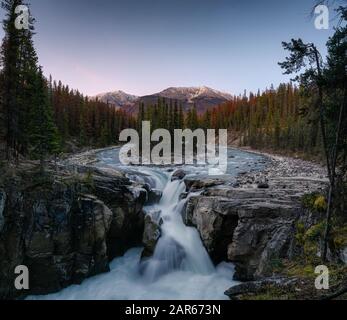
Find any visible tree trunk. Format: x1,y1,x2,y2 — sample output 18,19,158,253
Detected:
322,88,346,261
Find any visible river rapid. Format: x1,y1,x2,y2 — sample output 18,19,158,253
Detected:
28,148,267,300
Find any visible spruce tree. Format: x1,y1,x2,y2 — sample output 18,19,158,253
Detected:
1,0,40,158
1,0,23,159
178,104,184,129
28,68,60,169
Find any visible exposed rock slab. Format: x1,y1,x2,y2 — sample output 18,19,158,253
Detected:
183,153,328,281
0,164,146,299
224,277,299,300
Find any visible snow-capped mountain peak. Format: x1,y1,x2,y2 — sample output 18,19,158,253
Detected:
94,90,139,107
93,86,233,114
157,86,233,102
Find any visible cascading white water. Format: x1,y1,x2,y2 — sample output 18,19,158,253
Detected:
28,167,238,300
140,172,214,282
28,148,267,300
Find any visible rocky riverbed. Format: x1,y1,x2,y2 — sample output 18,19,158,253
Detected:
1,147,343,300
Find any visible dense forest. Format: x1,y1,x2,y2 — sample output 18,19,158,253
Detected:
50,81,135,149
0,0,135,162
1,0,345,167
138,84,321,155
0,0,345,176
205,84,326,157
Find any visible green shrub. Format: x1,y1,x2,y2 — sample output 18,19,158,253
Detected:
314,196,327,211
302,193,327,212
304,222,325,242
295,221,305,245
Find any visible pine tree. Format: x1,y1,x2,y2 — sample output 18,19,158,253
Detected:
202,109,211,131
28,68,60,169
0,71,5,158
0,0,41,158
186,108,192,130
173,100,179,129
178,104,184,129
1,0,24,159
191,105,199,130
99,123,109,147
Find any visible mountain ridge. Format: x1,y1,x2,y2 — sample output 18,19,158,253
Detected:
93,86,233,114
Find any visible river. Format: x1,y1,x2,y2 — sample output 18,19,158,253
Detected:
28,148,267,300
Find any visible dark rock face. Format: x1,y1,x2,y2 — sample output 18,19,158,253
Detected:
171,170,186,182
224,277,299,300
0,191,5,233
147,189,163,205
0,166,146,299
184,196,239,263
183,176,327,282
142,211,162,258
184,178,224,192
227,199,299,281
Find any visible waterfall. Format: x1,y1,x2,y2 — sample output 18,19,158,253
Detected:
27,148,264,300
140,172,214,282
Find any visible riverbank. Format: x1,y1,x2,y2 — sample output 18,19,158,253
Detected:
230,146,328,188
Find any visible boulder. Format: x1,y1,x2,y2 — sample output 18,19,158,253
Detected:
257,182,270,189
147,189,163,205
171,170,186,181
184,178,224,192
141,211,162,258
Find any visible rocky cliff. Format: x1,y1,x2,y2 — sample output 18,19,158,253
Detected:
183,155,333,282
0,163,148,299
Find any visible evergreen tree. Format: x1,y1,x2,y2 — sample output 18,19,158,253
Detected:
190,105,199,130
0,0,42,158
173,100,179,129
28,68,60,169
178,104,184,129
1,0,24,159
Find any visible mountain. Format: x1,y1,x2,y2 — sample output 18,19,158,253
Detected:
157,86,233,102
94,90,139,109
93,86,232,115
145,86,233,114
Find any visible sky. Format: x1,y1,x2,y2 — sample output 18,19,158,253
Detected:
0,0,339,97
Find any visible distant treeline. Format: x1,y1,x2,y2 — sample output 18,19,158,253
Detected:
0,0,345,167
51,81,135,149
135,8,346,162
206,84,326,156
137,99,199,132
137,83,326,158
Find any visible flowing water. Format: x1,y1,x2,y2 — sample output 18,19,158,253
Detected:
28,148,266,300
